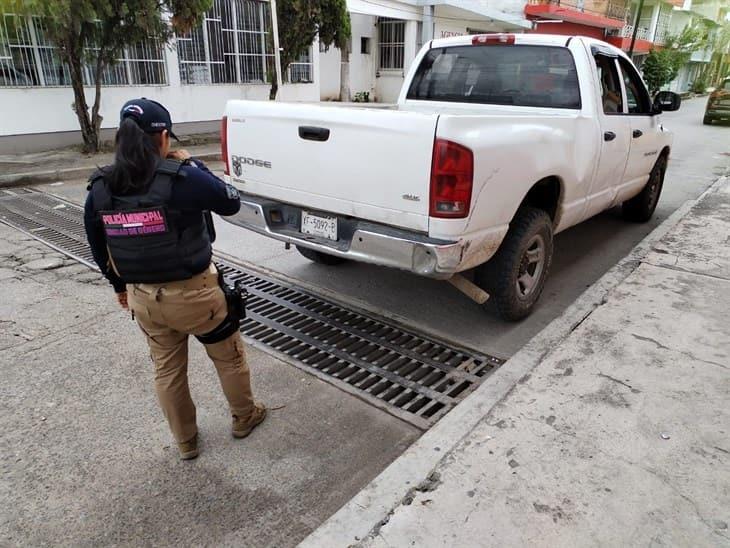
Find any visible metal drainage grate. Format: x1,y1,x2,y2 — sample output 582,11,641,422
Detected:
0,188,504,429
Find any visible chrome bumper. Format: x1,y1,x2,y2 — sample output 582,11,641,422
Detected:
224,196,465,279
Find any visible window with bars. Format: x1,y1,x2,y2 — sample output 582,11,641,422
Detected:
287,49,312,83
0,13,36,86
378,18,405,70
177,0,275,85
0,12,168,87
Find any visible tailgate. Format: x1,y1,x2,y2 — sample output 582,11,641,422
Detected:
225,101,438,232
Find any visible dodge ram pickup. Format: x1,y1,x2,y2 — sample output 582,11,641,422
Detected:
221,33,680,320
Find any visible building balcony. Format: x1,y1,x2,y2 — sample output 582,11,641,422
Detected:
612,23,650,39
606,24,655,52
653,26,668,45
525,0,628,28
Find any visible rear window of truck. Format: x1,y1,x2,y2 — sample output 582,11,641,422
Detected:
407,45,581,109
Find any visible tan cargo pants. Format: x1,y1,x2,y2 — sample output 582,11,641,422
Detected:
127,263,255,444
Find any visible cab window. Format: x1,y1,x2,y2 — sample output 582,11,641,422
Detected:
594,55,623,114
407,45,581,109
618,57,651,114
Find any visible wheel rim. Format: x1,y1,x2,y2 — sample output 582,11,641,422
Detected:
647,167,663,207
516,234,546,299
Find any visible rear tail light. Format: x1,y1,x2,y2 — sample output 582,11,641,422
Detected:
430,139,474,218
472,34,515,46
221,115,230,175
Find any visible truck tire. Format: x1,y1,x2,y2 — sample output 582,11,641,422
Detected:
622,155,666,223
296,245,347,266
475,207,553,321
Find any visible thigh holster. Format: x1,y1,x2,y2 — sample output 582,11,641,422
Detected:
195,313,240,344
195,273,247,345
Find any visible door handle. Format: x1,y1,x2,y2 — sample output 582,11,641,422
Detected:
633,129,643,138
604,131,616,142
298,126,330,142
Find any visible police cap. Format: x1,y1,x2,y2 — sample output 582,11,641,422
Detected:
120,98,180,141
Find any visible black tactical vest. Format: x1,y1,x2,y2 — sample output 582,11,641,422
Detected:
89,159,212,284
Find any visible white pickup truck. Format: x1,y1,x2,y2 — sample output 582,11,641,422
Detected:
221,33,680,320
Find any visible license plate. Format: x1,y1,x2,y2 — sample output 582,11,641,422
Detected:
301,210,338,241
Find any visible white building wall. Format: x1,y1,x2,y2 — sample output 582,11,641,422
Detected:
320,13,378,101
482,0,529,18
318,0,531,104
433,4,526,37
320,47,342,101
375,19,419,103
1,82,318,138
0,33,320,143
350,14,377,98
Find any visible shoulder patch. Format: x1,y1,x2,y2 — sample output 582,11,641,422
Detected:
225,184,239,200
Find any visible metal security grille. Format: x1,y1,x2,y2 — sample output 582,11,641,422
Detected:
378,18,405,71
0,189,503,429
0,12,167,87
653,4,671,46
287,51,313,84
0,189,95,263
177,0,275,85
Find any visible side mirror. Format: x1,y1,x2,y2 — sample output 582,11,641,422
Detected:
653,91,681,113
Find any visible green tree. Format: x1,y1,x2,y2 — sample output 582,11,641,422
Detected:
642,49,673,94
0,0,211,152
270,0,350,100
702,21,730,87
663,21,708,84
642,22,709,94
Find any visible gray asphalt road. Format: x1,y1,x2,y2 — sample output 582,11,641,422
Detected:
41,98,729,359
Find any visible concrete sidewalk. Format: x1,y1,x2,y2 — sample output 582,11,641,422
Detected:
0,141,221,187
303,177,730,547
0,224,418,546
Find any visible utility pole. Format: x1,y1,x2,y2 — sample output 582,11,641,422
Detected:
628,0,645,58
270,0,284,100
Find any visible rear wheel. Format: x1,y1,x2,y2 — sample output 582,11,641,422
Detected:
296,245,347,266
475,207,553,321
622,155,666,223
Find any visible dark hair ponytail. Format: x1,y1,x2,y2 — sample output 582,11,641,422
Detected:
108,117,160,195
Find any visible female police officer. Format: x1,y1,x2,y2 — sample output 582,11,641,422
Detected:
84,98,265,460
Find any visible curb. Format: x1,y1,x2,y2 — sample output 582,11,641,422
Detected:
0,152,222,189
298,179,728,547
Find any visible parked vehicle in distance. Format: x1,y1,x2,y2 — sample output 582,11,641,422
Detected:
221,34,680,321
704,77,730,125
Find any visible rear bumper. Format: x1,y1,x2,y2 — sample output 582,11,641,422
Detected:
224,194,466,279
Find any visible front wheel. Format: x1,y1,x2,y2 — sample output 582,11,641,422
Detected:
475,207,554,321
296,245,347,266
622,155,667,223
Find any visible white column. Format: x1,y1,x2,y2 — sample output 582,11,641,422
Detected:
164,14,181,87
312,35,322,101
26,16,46,86
404,20,418,74
648,1,661,41
270,0,284,99
422,6,434,43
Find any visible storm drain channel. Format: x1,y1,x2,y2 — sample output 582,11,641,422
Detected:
0,188,504,429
